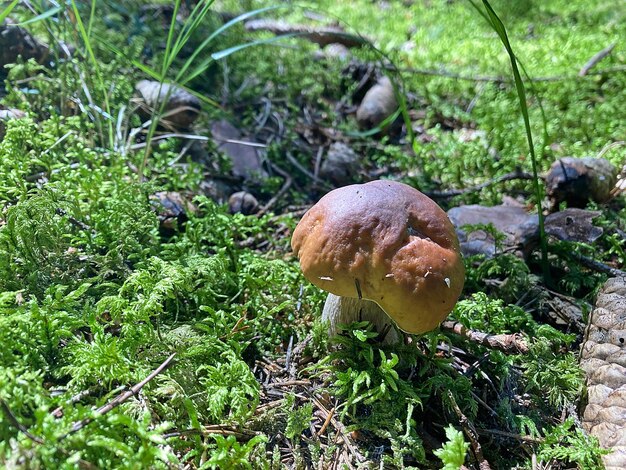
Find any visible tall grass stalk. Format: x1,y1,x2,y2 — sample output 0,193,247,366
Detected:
70,0,114,148
468,0,550,280
0,0,19,23
134,3,285,180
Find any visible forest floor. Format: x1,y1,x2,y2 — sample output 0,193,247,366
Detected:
0,0,625,468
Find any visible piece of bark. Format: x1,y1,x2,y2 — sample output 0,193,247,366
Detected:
319,142,360,186
210,120,267,181
546,157,617,208
447,204,539,258
544,208,603,243
355,76,398,131
134,80,201,130
580,277,626,470
244,19,368,48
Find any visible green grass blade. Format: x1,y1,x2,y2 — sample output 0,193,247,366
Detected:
160,0,182,77
0,0,20,23
169,0,215,67
470,0,549,279
345,108,402,138
69,0,114,149
207,5,284,45
12,6,62,25
211,33,299,61
175,5,291,85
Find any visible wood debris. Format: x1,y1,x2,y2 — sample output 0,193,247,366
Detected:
244,19,369,48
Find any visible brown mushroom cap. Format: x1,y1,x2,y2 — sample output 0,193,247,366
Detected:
291,180,464,334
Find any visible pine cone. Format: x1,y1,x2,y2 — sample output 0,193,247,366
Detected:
580,277,626,470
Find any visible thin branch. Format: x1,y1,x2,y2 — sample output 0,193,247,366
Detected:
569,251,626,277
163,424,259,440
257,162,293,216
579,43,616,76
387,64,626,83
55,208,94,234
0,398,45,444
441,321,529,354
310,395,367,464
59,353,176,440
476,427,544,444
51,389,93,418
448,392,492,470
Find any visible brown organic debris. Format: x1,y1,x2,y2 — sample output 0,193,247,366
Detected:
580,277,626,470
447,204,539,258
544,208,603,243
546,157,617,208
228,191,259,215
149,191,196,234
1,20,59,70
244,19,369,48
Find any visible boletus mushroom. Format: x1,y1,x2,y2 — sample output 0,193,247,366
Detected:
291,180,464,342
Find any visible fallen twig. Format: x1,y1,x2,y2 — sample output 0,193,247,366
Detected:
244,19,369,48
388,64,626,83
476,427,544,444
569,251,626,277
51,389,93,418
579,43,616,76
316,406,335,437
441,321,529,354
59,353,176,440
448,392,492,470
55,208,95,234
257,163,293,216
0,398,45,444
163,425,259,440
310,395,367,464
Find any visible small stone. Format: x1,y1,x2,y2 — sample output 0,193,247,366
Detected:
228,191,259,215
356,76,398,131
320,142,360,186
134,80,201,130
211,120,267,182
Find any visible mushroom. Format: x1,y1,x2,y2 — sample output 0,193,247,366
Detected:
291,180,464,341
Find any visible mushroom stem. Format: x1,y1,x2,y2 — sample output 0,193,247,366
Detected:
321,293,400,344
